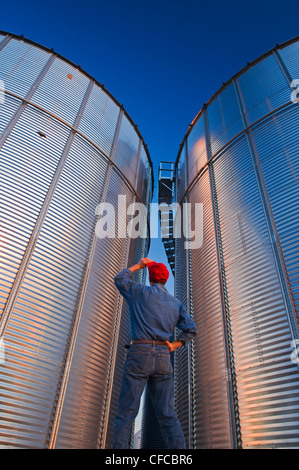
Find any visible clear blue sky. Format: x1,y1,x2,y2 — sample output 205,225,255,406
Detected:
1,0,298,288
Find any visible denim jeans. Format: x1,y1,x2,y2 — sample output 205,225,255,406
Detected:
113,343,186,449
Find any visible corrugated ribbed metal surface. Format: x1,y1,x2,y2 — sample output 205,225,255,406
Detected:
77,83,120,157
0,32,152,448
0,94,20,135
54,168,133,449
189,168,234,448
174,173,190,447
172,37,299,448
0,107,71,317
207,81,243,156
0,38,50,98
31,57,90,126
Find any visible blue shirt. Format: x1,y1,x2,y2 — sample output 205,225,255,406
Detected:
114,268,198,344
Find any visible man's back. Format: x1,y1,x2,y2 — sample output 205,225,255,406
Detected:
114,268,197,343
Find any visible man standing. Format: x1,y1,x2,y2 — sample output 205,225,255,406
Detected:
113,257,198,449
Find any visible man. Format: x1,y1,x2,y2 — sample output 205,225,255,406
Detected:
113,257,198,449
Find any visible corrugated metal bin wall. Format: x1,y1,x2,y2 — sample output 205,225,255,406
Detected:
173,37,299,448
0,32,153,449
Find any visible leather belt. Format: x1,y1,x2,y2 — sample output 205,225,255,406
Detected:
125,339,168,348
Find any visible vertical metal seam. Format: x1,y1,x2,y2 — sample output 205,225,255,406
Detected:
134,134,142,189
133,138,144,260
188,207,195,450
234,77,299,343
184,138,195,449
127,138,144,450
204,105,241,449
173,163,180,422
45,79,96,448
143,162,152,258
0,33,12,51
173,146,182,432
105,134,144,450
273,49,294,88
134,139,147,264
97,108,126,448
101,206,135,448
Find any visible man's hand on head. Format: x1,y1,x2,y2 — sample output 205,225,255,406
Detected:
138,258,153,268
128,258,153,273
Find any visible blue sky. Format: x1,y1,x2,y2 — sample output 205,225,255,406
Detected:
1,0,298,288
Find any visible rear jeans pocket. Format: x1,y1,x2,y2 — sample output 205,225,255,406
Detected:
157,354,173,375
125,351,150,374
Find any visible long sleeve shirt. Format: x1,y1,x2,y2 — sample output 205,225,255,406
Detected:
114,268,198,344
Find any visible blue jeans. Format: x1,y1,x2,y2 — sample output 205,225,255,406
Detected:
113,343,186,449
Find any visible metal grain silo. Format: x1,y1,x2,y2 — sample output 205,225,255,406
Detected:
0,31,153,448
160,36,299,448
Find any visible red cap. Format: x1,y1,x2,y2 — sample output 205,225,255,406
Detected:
147,261,169,283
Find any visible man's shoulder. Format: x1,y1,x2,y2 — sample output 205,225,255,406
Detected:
151,285,181,303
114,268,133,280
